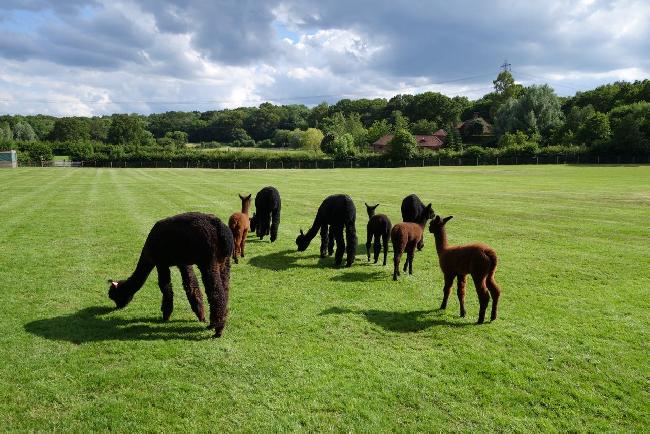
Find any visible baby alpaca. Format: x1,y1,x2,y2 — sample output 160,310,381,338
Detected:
365,203,392,265
228,194,251,264
390,203,433,280
401,194,434,250
428,215,501,324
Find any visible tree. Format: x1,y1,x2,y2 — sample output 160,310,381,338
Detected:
494,85,563,140
329,133,357,159
410,119,438,135
299,128,324,152
0,122,12,143
68,141,94,160
13,121,37,142
606,102,650,155
108,114,151,146
491,70,524,118
50,117,91,142
308,102,330,128
244,103,282,141
25,142,53,162
389,128,418,160
89,117,110,142
576,112,611,146
366,119,391,145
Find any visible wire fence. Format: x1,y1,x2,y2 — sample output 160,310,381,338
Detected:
23,154,650,169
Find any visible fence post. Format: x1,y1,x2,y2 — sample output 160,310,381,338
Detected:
476,157,479,166
350,160,353,169
298,161,301,169
556,155,559,164
577,155,580,164
81,161,84,167
496,156,499,166
110,161,113,168
422,158,425,167
515,156,518,165
281,161,284,169
438,157,441,166
536,156,538,165
332,161,335,169
316,161,318,169
404,160,407,167
265,161,268,169
597,155,600,164
248,161,251,169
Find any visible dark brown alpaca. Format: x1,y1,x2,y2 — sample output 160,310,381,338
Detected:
428,215,501,324
228,194,251,264
108,212,234,337
390,203,433,280
365,203,392,266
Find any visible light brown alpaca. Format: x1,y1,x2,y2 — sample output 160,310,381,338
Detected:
390,204,433,280
228,194,251,264
428,215,501,324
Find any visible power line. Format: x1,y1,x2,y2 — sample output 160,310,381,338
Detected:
512,70,582,92
0,72,499,106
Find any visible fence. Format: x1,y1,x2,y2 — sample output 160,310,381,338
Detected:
20,154,650,169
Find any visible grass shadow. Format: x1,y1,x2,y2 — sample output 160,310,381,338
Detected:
319,306,472,332
329,269,388,282
248,249,342,270
24,306,210,343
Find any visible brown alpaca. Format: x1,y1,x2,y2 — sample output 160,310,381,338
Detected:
428,215,501,324
390,204,433,280
228,194,251,264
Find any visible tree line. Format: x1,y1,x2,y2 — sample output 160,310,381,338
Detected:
1,73,649,164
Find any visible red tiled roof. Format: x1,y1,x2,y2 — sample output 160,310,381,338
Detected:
372,134,444,153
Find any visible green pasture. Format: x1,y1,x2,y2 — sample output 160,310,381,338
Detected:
0,165,648,432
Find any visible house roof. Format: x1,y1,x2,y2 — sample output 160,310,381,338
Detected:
373,134,443,149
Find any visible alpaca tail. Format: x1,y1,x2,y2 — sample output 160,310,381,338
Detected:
212,217,234,261
270,206,281,242
485,248,501,291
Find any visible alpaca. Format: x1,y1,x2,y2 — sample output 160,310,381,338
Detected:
108,212,234,337
252,186,281,242
295,194,357,267
365,203,392,266
428,215,501,324
401,194,434,250
228,194,251,264
391,203,433,280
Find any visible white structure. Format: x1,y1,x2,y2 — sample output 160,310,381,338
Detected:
0,150,17,168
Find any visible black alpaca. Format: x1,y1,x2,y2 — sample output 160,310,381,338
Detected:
108,212,234,338
365,203,392,266
295,194,357,267
250,186,281,242
401,194,434,250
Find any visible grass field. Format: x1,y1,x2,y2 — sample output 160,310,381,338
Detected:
0,166,648,432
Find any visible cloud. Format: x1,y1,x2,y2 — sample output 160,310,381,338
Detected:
0,0,648,115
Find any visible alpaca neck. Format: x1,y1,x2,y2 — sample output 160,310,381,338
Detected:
434,227,448,254
122,255,154,294
304,216,322,242
241,201,251,215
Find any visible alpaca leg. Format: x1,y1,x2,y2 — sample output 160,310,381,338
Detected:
406,245,415,275
487,275,501,321
319,224,329,258
157,266,174,321
200,262,228,337
457,274,467,317
179,265,205,322
393,251,402,280
373,236,381,263
333,225,346,267
345,222,356,267
473,274,490,324
382,232,389,266
440,273,454,310
241,228,248,258
328,225,336,256
270,207,280,242
366,231,372,262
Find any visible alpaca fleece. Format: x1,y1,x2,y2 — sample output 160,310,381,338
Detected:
295,194,357,267
108,212,234,337
228,194,251,264
401,194,434,250
364,203,392,266
429,215,501,324
251,186,281,242
391,203,433,280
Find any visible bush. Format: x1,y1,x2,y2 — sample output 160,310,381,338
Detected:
389,128,418,160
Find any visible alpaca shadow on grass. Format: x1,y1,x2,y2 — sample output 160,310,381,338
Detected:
24,306,209,344
329,269,387,283
248,249,340,271
319,306,472,332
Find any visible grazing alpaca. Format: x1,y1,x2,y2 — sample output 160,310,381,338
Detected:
391,203,433,280
108,212,234,337
252,186,281,242
401,194,434,250
428,215,501,324
365,203,392,265
228,194,251,264
295,194,357,267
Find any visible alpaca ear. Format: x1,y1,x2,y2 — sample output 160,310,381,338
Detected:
365,202,369,208
246,194,251,200
300,229,304,235
443,216,453,224
108,280,118,288
238,194,244,200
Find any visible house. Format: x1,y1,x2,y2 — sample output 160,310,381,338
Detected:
457,113,493,138
372,130,446,153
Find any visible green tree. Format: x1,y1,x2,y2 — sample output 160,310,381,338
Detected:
89,117,110,142
389,128,418,160
13,121,37,142
410,119,438,135
299,128,324,152
50,117,91,142
329,133,357,159
577,112,611,146
0,122,12,143
25,142,53,162
494,85,564,140
366,119,391,145
108,114,151,146
68,141,94,160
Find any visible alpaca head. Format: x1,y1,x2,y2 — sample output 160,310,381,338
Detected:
239,194,252,213
295,229,310,251
428,215,453,233
365,203,379,217
250,213,257,232
107,280,134,308
423,203,434,220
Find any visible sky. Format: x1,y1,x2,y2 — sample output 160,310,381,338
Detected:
0,0,648,116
